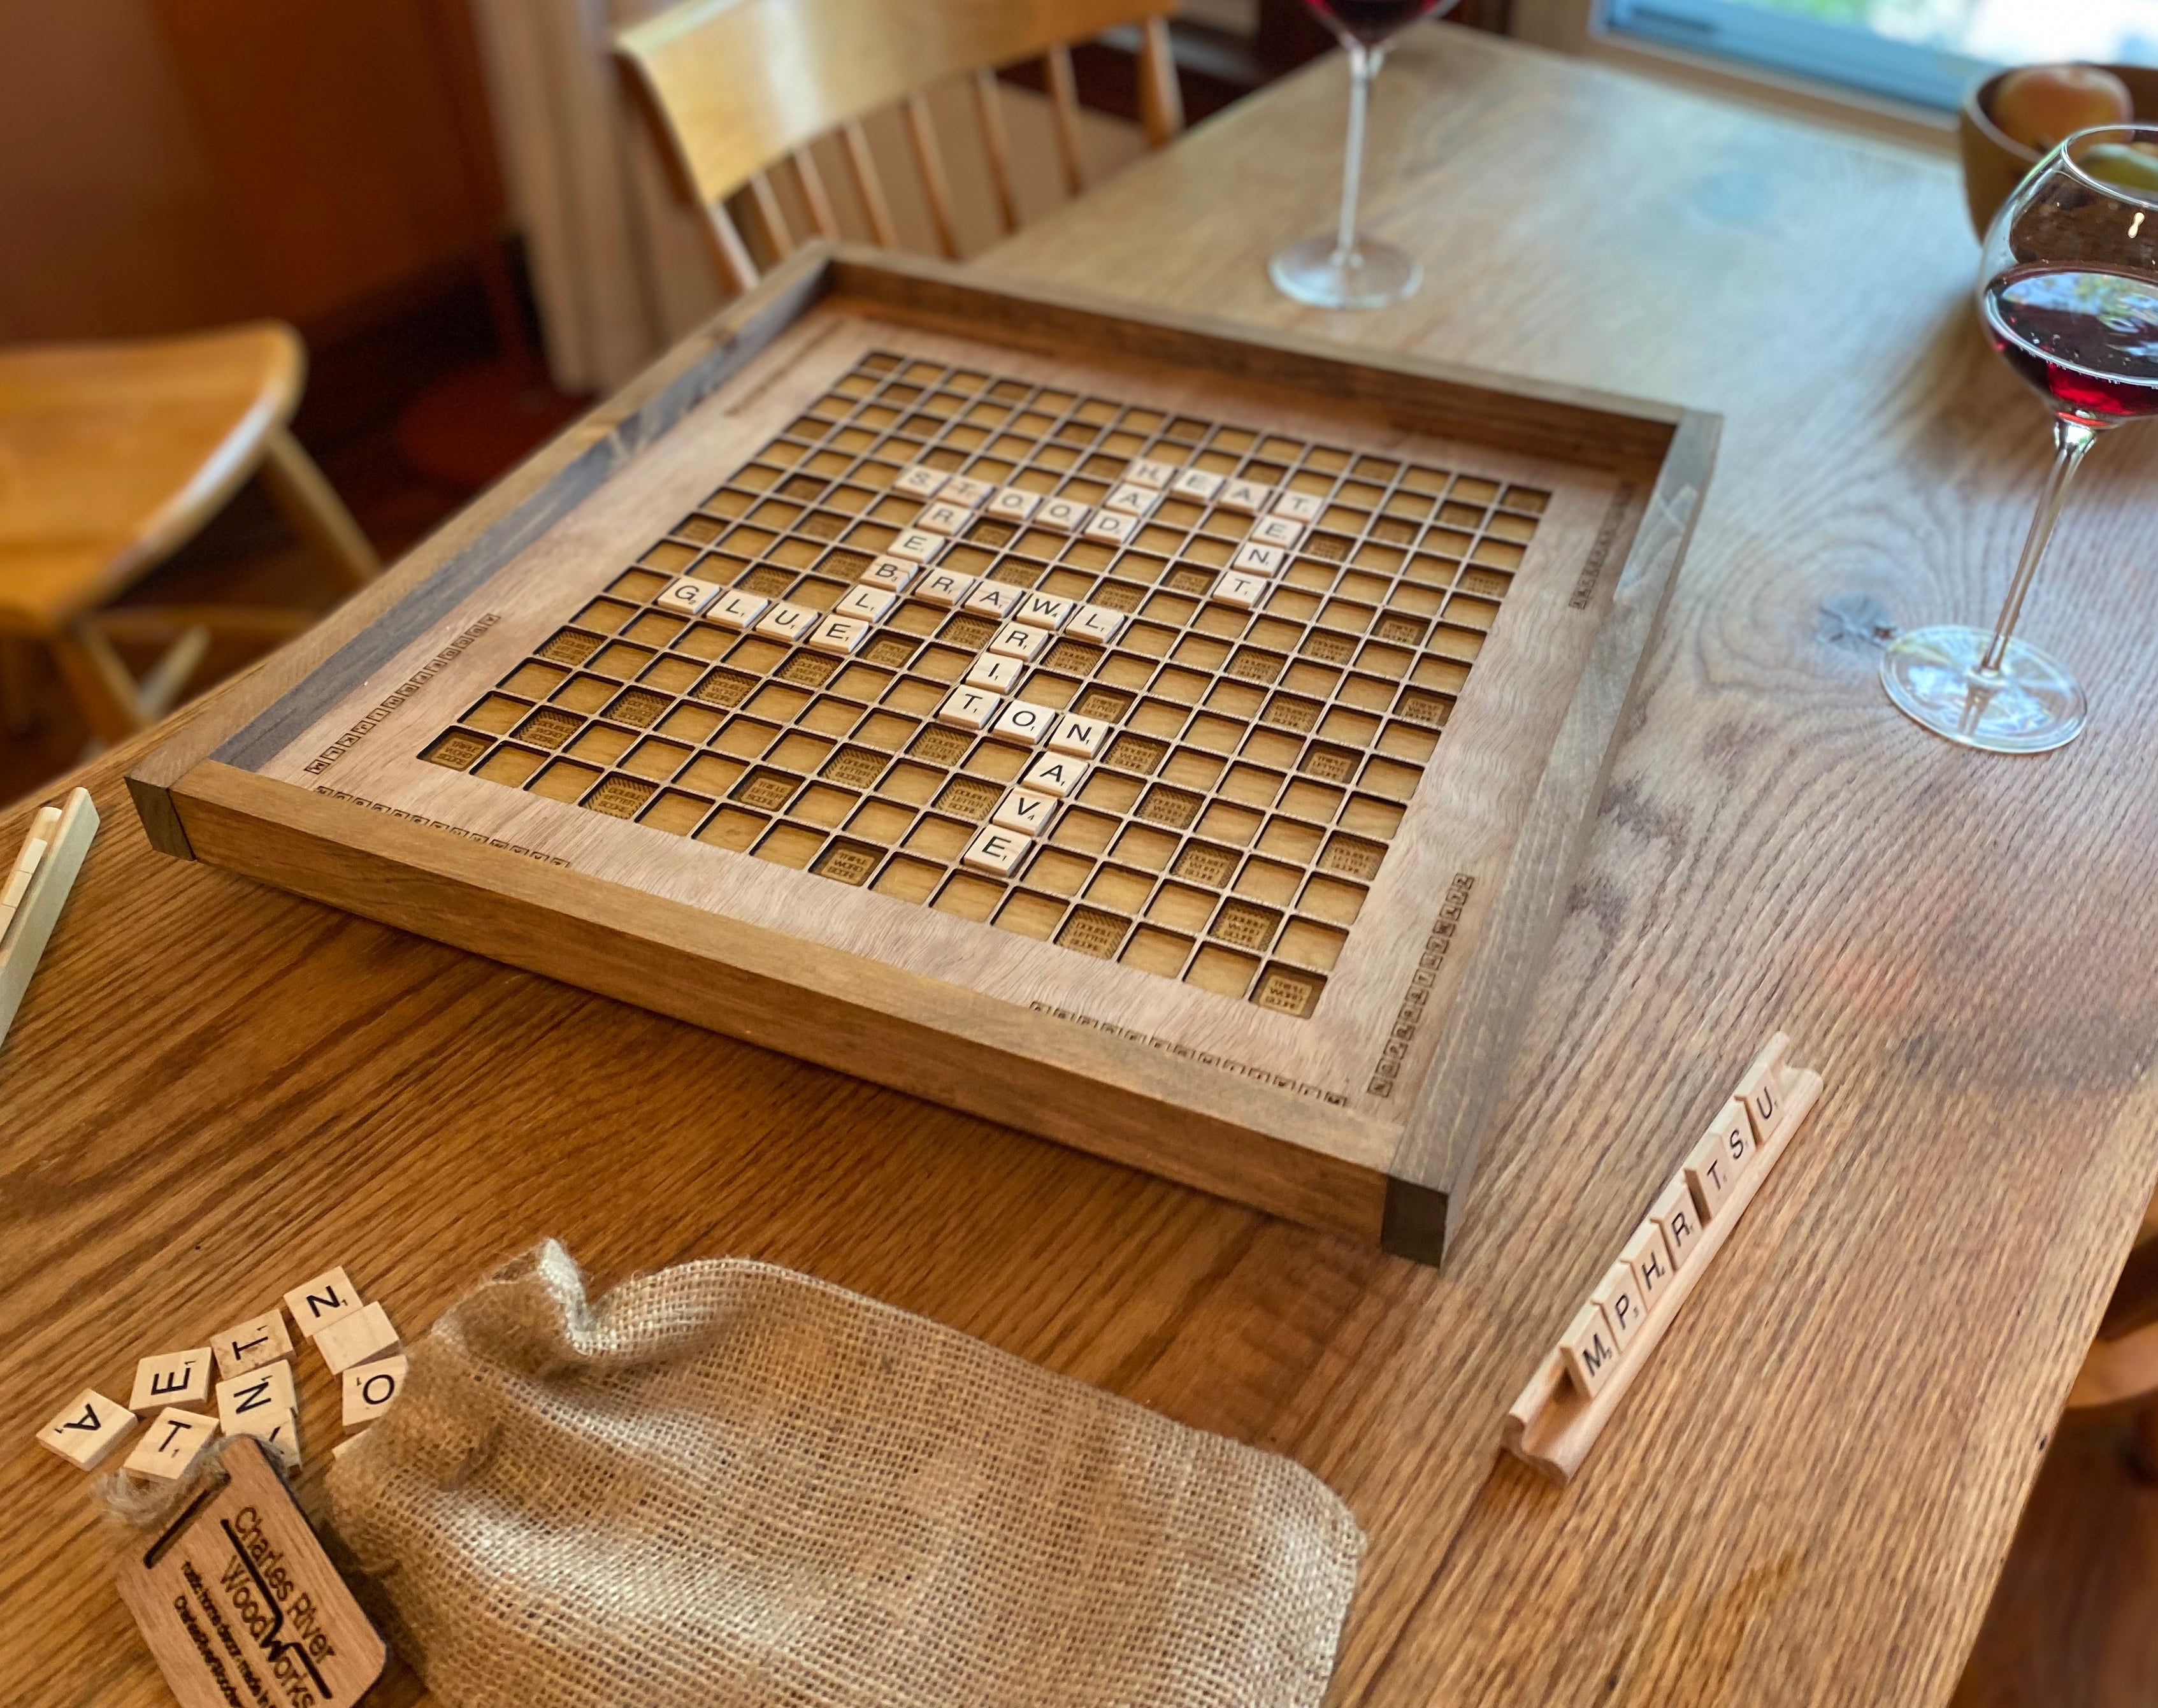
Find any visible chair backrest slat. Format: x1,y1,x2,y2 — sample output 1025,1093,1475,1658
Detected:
746,169,796,257
970,68,1021,238
1043,43,1088,199
840,120,902,248
1135,16,1185,148
791,147,840,240
903,94,963,259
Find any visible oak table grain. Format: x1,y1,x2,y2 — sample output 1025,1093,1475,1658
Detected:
8,25,2157,1707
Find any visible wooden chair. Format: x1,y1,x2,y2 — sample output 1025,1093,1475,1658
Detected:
0,322,379,749
614,0,1185,296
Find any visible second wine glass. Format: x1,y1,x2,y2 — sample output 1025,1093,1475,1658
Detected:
1881,124,2158,752
1269,0,1457,311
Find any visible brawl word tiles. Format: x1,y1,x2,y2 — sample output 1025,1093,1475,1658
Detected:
1507,1037,1824,1482
421,349,1544,1023
36,1390,136,1469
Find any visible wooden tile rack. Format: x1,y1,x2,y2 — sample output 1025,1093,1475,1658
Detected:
1504,1034,1823,1482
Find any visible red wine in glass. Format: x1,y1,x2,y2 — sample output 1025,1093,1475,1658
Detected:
1302,0,1448,45
1983,265,2158,422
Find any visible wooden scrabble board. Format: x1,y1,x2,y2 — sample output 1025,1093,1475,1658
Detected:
129,250,1716,1267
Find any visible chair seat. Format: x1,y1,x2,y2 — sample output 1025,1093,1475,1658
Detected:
0,324,305,634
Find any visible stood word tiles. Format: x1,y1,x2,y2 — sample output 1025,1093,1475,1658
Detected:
1504,1035,1824,1483
134,257,1714,1272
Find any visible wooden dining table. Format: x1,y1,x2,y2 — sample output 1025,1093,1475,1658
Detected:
10,24,2158,1706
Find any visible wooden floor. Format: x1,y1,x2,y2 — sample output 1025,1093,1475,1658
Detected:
1955,1410,2158,1706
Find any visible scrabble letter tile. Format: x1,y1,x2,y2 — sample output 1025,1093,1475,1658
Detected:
709,588,770,631
1022,752,1086,798
1558,1302,1622,1400
1250,513,1306,549
216,1360,297,1433
858,556,919,593
961,580,1024,620
658,575,726,616
987,622,1050,662
888,529,946,564
753,601,817,642
211,1309,292,1379
1734,1034,1794,1143
914,568,977,608
1231,540,1286,576
1272,490,1323,523
1125,456,1179,489
988,487,1041,522
1035,497,1091,533
936,685,1002,731
1104,483,1158,517
1591,1258,1648,1351
342,1354,409,1428
992,789,1058,837
284,1264,363,1338
1685,1099,1753,1222
833,584,896,623
1621,1219,1676,1318
1047,715,1108,759
37,1389,136,1470
124,1407,220,1481
805,615,868,656
1170,468,1225,503
1015,591,1076,630
316,1300,399,1374
1650,1178,1704,1272
961,826,1028,876
1066,603,1127,644
940,474,995,508
1212,570,1269,610
965,653,1023,693
917,499,970,535
1081,509,1138,545
131,1348,212,1411
992,701,1058,745
1218,478,1272,514
893,463,947,498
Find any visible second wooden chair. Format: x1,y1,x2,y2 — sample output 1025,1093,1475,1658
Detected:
615,0,1184,295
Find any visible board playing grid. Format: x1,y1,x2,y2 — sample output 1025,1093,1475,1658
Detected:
418,350,1543,1021
135,255,1710,1265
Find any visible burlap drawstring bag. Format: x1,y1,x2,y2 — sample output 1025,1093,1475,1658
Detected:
326,1241,1364,1708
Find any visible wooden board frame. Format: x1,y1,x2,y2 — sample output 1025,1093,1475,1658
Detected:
128,246,1718,1267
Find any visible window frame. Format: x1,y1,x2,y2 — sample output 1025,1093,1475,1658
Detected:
1509,0,1960,150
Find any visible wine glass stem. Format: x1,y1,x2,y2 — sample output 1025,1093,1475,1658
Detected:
1332,43,1385,265
1978,415,2099,679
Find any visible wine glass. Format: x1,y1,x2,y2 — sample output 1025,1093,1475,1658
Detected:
1882,124,2158,752
1269,0,1457,311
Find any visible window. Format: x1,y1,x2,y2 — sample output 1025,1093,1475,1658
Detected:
1600,0,2158,110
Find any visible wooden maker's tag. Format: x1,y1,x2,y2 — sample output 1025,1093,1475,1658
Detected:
115,1435,385,1708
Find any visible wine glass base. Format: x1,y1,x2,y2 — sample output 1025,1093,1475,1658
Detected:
1268,235,1421,310
1880,625,2087,754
